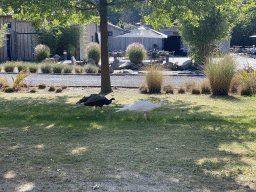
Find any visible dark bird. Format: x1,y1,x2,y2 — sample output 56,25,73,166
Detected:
76,94,99,104
76,94,115,109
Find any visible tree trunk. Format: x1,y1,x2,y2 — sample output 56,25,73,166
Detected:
100,0,112,93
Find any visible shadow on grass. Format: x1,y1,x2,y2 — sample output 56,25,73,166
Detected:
0,95,255,191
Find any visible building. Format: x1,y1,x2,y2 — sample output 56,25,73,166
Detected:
0,14,37,62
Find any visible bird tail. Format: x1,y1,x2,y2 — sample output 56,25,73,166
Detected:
116,107,128,113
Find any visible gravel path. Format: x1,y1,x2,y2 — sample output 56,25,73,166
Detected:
0,55,255,88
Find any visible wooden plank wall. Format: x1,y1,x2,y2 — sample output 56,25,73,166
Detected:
0,16,37,62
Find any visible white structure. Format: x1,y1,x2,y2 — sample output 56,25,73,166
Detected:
114,24,167,51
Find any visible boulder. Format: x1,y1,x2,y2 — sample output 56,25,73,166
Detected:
76,61,86,66
110,59,119,70
87,58,96,66
179,60,192,70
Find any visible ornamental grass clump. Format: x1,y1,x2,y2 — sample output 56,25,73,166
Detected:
3,62,16,72
205,55,236,96
34,44,51,62
200,79,211,94
84,64,98,73
146,65,164,93
85,42,101,65
126,43,147,63
16,62,28,72
236,67,256,96
52,64,64,73
28,64,38,73
163,84,174,94
40,63,52,73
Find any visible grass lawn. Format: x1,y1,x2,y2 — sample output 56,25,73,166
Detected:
0,89,256,191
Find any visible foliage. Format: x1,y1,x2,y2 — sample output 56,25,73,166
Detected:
145,65,163,93
28,63,39,73
177,86,185,94
200,80,212,94
63,65,73,73
177,8,232,64
3,62,16,72
163,84,174,94
84,64,98,73
52,64,64,73
236,67,256,95
139,84,148,94
37,21,81,58
11,70,31,89
34,44,51,62
0,23,7,48
205,55,236,96
126,43,147,63
74,65,83,73
85,42,101,65
40,63,52,73
16,62,28,72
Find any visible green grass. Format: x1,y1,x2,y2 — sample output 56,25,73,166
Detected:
0,92,256,191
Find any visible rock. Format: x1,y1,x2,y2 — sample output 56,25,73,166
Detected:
179,60,192,70
43,58,56,63
110,59,119,70
87,58,96,66
162,62,174,70
76,61,86,66
53,54,60,61
71,56,76,65
119,61,134,69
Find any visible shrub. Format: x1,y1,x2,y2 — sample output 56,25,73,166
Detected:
56,87,63,93
38,83,46,89
85,42,101,65
34,44,50,62
52,64,63,73
4,62,16,72
230,75,242,94
28,64,38,73
163,84,174,94
139,85,148,94
16,62,28,72
146,65,164,93
40,63,52,73
84,64,98,73
200,79,211,94
48,85,55,92
185,81,196,92
63,65,73,73
125,43,147,63
205,55,236,96
191,87,201,94
236,67,256,95
74,65,83,73
178,86,186,94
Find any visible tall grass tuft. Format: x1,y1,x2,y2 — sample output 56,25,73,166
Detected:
84,64,98,73
40,63,52,73
85,42,101,65
34,44,51,62
205,55,236,96
200,79,211,94
16,62,28,72
63,65,73,73
145,65,164,93
163,84,174,94
236,67,256,95
28,63,38,73
230,75,242,94
126,43,147,63
3,62,16,72
52,64,64,73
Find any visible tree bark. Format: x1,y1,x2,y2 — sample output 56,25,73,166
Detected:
100,0,112,93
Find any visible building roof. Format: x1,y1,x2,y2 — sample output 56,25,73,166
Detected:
115,25,167,39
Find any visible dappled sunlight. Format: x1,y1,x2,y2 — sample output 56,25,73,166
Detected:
4,170,16,179
46,123,55,129
35,144,44,149
22,126,30,131
16,183,35,192
219,142,256,156
71,146,87,155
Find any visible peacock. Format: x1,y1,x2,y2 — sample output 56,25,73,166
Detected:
116,100,164,120
76,94,115,109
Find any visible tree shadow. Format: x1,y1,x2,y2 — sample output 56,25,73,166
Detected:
0,95,255,191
